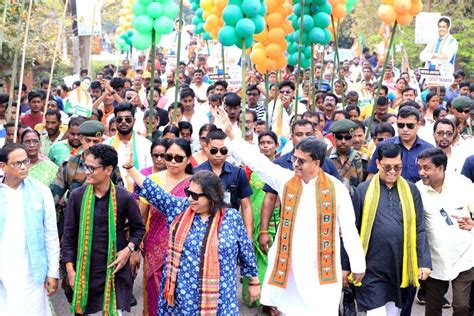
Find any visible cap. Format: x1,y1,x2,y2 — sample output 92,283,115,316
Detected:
79,120,105,137
142,71,151,79
329,119,358,134
452,96,472,110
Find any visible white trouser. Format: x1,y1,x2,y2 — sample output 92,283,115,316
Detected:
366,301,400,316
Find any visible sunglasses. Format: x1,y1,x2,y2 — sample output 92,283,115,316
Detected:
246,92,259,97
435,131,454,138
279,90,292,94
184,188,206,200
84,163,104,173
397,123,416,129
152,153,166,159
291,155,309,165
376,137,388,142
380,164,403,172
116,117,133,124
455,108,470,114
334,134,352,141
165,153,186,163
439,208,453,225
209,147,228,155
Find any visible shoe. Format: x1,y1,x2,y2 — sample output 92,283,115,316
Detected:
343,302,357,316
416,290,426,305
130,294,137,307
442,297,451,309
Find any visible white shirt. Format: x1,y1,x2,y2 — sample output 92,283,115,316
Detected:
228,136,365,315
190,82,210,103
267,99,307,138
448,139,474,174
416,173,474,281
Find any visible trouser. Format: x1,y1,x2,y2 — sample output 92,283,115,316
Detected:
366,302,400,316
400,286,416,316
425,267,474,316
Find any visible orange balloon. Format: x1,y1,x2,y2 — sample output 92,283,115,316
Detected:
253,43,265,51
283,2,293,15
396,12,413,25
200,0,213,12
267,28,286,44
275,54,287,69
254,29,269,45
255,63,267,74
332,3,346,19
378,4,397,24
382,0,394,4
250,49,266,66
266,0,278,12
282,21,293,34
266,12,284,28
265,43,282,59
280,40,288,51
265,58,277,71
409,0,422,15
206,14,219,26
393,0,411,14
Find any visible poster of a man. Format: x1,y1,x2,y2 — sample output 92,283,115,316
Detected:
419,16,458,72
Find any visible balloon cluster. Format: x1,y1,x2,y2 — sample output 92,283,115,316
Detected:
286,0,333,68
116,0,134,36
218,0,266,49
250,0,293,73
201,0,228,40
329,0,347,20
115,29,134,52
130,0,180,50
190,0,212,40
378,0,422,25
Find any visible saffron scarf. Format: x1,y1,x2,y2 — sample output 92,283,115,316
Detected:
269,170,337,288
163,207,225,315
72,183,118,315
360,173,419,287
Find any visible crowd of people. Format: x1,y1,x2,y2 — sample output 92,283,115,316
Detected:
0,34,473,316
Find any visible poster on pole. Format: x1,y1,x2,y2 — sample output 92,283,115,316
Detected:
73,0,102,36
415,12,441,44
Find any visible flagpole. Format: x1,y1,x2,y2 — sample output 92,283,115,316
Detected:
265,72,269,128
147,29,156,140
310,44,315,111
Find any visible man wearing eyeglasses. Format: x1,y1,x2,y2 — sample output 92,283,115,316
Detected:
451,96,473,137
416,148,474,316
351,142,432,315
367,105,434,183
0,143,60,314
246,84,266,122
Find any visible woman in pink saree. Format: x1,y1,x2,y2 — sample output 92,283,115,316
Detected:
139,138,193,316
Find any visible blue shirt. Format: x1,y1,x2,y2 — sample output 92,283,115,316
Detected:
194,161,253,210
368,136,434,183
263,150,342,194
461,155,474,182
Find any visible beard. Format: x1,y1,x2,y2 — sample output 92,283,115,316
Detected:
118,126,134,135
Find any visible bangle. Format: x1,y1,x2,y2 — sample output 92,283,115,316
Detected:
259,230,269,235
249,283,260,286
122,164,134,170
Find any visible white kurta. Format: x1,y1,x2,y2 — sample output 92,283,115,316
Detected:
0,180,59,316
228,137,366,315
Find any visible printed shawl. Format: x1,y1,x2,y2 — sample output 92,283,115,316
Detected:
163,207,225,315
72,183,118,315
269,170,337,288
360,173,419,287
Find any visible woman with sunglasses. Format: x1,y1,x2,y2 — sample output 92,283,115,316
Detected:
138,138,193,316
20,129,59,187
125,159,259,315
189,123,217,167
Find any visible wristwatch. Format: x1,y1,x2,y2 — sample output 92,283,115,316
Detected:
127,244,135,253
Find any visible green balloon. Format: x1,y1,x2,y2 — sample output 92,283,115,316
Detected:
303,45,312,58
202,32,212,40
301,57,310,69
154,32,162,43
116,38,126,48
223,5,243,26
291,16,299,30
313,0,327,5
309,27,325,44
132,2,147,16
162,1,179,19
132,31,152,50
218,25,238,47
132,15,154,34
251,15,265,34
287,43,297,54
228,0,242,6
138,0,153,5
300,14,314,32
196,23,204,34
146,2,163,19
235,18,255,38
154,16,174,34
346,0,357,12
313,12,330,28
320,29,332,45
236,36,253,49
318,2,332,14
241,0,261,18
260,2,267,16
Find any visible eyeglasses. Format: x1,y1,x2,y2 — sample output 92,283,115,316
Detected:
246,92,259,97
291,155,311,165
164,153,186,163
9,158,31,169
279,90,292,94
152,153,166,159
455,108,470,114
397,122,416,129
435,131,454,138
380,164,403,172
116,117,133,124
376,137,388,142
439,208,453,225
23,139,40,146
209,147,228,155
184,188,207,200
334,134,352,141
84,163,104,173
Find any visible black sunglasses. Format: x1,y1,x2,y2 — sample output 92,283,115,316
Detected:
380,164,403,172
246,92,259,97
184,188,206,200
439,208,453,225
455,108,470,114
116,117,133,124
334,134,352,141
165,153,186,163
152,153,166,159
209,147,228,155
84,163,104,173
397,122,416,129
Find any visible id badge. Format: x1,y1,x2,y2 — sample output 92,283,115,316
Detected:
224,191,231,204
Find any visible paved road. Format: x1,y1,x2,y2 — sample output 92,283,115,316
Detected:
51,267,451,315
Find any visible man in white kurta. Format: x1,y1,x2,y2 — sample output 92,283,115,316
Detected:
0,144,60,315
226,133,366,314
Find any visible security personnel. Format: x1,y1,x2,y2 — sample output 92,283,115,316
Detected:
451,96,473,136
328,119,368,195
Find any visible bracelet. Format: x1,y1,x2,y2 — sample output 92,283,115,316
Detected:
259,230,269,235
122,164,134,170
249,283,260,286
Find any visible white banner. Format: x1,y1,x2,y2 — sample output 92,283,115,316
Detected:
415,12,441,44
75,0,102,36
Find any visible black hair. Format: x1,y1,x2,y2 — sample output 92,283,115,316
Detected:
381,113,397,122
114,102,136,117
0,143,26,163
258,130,278,144
118,68,127,77
402,87,416,96
208,94,222,103
110,77,125,90
143,109,161,121
205,128,227,144
5,121,16,129
206,85,215,95
438,17,450,27
295,136,327,165
239,110,257,123
291,119,314,134
168,102,184,113
353,120,366,132
180,88,195,100
194,69,204,75
426,92,438,104
167,138,194,175
302,111,320,123
377,142,401,160
396,78,407,85
278,80,295,91
68,116,86,128
178,121,193,134
397,105,420,121
346,90,359,99
20,129,40,143
214,80,228,89
150,138,170,154
333,110,350,120
80,69,88,76
417,148,448,171
45,109,61,122
345,104,360,116
88,144,118,169
459,81,470,89
247,84,260,93
162,125,180,138
376,96,389,106
375,122,395,137
223,93,241,108
189,170,226,215
199,123,217,136
0,94,9,104
433,108,447,121
324,92,338,102
28,91,42,102
433,118,455,133
90,81,102,90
